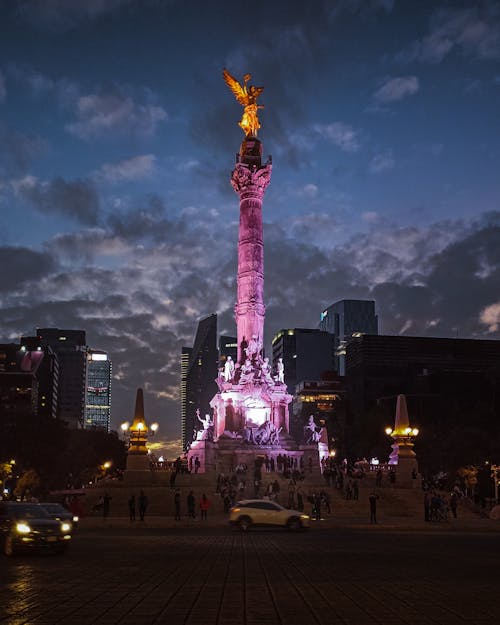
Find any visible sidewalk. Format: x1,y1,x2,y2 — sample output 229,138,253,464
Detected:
78,511,500,532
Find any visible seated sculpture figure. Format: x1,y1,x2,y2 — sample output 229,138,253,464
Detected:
245,335,261,360
239,359,254,384
244,421,282,446
303,415,321,444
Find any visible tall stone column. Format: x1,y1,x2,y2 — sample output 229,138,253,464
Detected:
231,138,271,363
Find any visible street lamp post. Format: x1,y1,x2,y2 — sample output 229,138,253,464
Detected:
384,394,420,487
492,464,500,504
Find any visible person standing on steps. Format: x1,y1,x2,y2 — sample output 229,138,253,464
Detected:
369,492,379,524
138,490,148,521
128,494,136,521
424,491,431,521
102,492,112,519
450,491,458,519
199,493,210,520
187,490,196,518
174,489,181,520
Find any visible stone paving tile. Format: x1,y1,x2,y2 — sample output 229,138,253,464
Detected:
2,529,500,625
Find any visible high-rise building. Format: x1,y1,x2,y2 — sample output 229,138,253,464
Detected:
20,336,59,420
180,346,192,449
84,349,112,431
345,334,500,460
319,299,378,375
292,377,346,454
37,328,87,428
0,343,44,426
181,314,218,451
271,328,335,395
219,335,237,368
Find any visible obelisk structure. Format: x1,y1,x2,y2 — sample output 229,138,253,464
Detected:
125,388,150,479
386,394,420,487
231,138,271,362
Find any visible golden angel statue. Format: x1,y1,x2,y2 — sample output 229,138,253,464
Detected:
223,68,264,137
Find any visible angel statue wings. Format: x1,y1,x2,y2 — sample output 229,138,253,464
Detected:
223,68,264,137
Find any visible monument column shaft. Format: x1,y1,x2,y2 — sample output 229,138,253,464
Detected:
231,144,271,363
235,190,265,362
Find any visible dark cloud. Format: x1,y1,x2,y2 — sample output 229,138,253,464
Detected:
107,195,183,243
1,197,499,445
0,125,47,177
398,4,500,63
0,246,55,292
13,0,137,31
17,176,100,225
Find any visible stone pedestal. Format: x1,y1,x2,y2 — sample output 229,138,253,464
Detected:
394,456,421,489
187,439,216,474
300,445,321,473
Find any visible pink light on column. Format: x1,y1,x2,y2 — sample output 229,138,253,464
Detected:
231,137,271,363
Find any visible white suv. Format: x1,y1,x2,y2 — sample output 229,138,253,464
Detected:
229,499,310,531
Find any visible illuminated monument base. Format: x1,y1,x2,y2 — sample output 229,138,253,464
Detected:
187,345,325,474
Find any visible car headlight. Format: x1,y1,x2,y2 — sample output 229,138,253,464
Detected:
61,522,71,533
72,516,79,522
16,522,31,534
231,508,240,513
300,515,310,520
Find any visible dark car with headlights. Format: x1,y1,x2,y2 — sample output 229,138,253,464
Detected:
0,502,72,556
39,502,79,531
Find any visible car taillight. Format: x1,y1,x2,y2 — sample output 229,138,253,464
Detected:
231,508,240,513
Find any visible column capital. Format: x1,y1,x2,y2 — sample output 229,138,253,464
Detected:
231,162,272,196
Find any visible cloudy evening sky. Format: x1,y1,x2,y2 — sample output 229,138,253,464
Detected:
1,0,500,454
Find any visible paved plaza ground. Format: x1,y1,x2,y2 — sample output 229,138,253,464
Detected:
2,520,500,625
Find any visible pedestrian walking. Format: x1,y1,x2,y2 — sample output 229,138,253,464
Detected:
174,489,181,520
200,493,210,520
187,490,196,518
128,494,136,521
314,492,321,521
296,486,304,512
375,469,383,488
170,469,177,489
138,490,148,521
389,468,396,486
288,480,296,508
369,492,379,524
450,491,458,519
102,492,112,519
353,480,359,500
424,491,431,521
194,456,201,473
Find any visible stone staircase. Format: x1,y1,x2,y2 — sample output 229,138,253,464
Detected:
76,470,480,524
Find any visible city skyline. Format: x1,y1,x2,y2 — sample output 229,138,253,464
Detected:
1,1,499,453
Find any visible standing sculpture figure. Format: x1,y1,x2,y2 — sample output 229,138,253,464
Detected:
277,357,285,384
223,356,235,382
223,69,264,137
260,357,273,383
239,359,254,384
